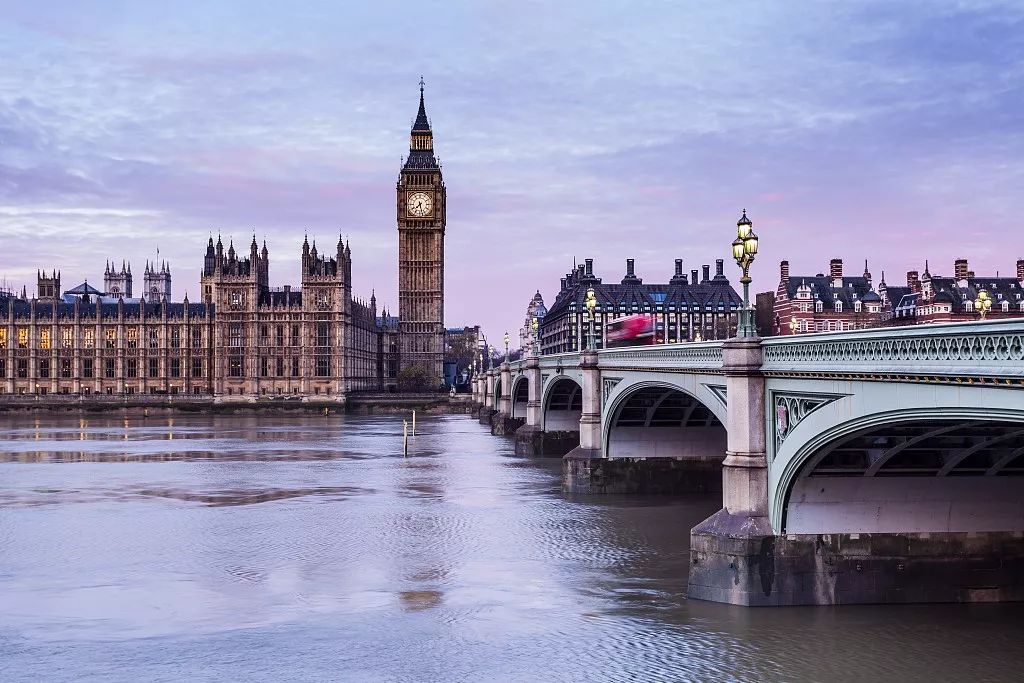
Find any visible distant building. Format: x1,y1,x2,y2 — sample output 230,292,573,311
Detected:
881,258,1024,325
444,325,481,388
519,291,547,355
754,291,776,337
103,261,133,299
0,84,461,400
772,259,884,335
143,260,172,302
539,257,741,354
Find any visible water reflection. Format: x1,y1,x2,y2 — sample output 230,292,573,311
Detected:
0,413,1021,682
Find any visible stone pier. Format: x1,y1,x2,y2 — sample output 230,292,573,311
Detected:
563,453,722,494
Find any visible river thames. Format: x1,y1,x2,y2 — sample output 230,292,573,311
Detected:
0,413,1022,682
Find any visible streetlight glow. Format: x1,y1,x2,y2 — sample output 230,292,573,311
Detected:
731,209,759,338
584,286,597,350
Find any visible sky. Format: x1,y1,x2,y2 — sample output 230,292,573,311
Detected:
1,0,1022,344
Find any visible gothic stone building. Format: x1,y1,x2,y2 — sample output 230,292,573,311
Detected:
397,80,446,381
0,84,449,400
539,257,741,354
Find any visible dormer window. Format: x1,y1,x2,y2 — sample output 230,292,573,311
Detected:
854,301,862,313
814,301,823,313
835,301,843,313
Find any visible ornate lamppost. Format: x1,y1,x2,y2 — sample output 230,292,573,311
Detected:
788,317,799,335
731,209,760,338
488,345,495,370
531,316,539,356
585,286,597,350
503,331,510,362
975,289,992,320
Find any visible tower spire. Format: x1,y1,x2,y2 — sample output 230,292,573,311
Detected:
412,76,430,133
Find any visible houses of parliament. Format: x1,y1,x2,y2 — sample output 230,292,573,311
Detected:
0,84,448,400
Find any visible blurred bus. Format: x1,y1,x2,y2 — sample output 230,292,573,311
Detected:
605,314,656,348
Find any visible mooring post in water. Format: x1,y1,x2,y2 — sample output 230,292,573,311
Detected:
403,419,409,456
412,410,416,436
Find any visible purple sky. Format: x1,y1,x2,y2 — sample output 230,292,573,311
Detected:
2,1,1022,344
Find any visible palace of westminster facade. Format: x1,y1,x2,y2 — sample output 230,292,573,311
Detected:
0,84,448,400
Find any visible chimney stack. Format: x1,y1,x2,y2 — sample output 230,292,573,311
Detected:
715,259,724,277
702,264,710,282
907,270,921,293
674,259,683,277
691,269,699,285
626,258,635,277
1017,259,1024,283
954,258,969,281
830,258,843,279
584,258,593,277
780,260,790,285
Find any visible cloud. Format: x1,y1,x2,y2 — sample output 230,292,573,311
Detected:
0,0,1021,337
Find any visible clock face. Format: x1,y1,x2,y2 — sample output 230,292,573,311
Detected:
407,191,433,217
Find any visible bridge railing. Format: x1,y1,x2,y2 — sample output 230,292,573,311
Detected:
761,318,1024,381
597,341,725,370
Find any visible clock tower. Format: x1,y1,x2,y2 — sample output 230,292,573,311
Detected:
397,79,446,383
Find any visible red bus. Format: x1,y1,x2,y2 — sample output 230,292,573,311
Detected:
605,314,656,348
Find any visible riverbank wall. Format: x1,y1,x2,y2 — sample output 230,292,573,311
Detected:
0,394,474,416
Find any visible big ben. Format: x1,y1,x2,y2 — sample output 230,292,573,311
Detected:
397,79,445,382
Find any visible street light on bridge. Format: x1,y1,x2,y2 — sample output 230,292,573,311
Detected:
975,289,992,320
503,331,510,362
731,209,759,338
585,286,597,350
531,316,539,356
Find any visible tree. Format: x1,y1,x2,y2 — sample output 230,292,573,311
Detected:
397,364,436,392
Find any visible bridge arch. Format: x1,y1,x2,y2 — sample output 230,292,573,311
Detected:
540,375,582,432
491,376,503,410
773,406,1024,535
510,374,529,419
601,380,726,461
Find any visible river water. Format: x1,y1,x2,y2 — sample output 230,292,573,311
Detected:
0,413,1021,682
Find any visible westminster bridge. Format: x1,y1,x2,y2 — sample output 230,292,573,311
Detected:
469,319,1024,606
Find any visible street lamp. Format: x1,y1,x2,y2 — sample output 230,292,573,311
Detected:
731,209,759,337
789,317,799,335
975,289,992,320
531,316,539,356
584,286,597,350
503,331,510,362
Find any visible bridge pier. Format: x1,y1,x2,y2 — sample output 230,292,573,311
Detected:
564,454,722,494
688,336,779,604
490,362,523,435
478,371,497,425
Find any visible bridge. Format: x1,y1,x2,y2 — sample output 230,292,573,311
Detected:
469,319,1024,606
